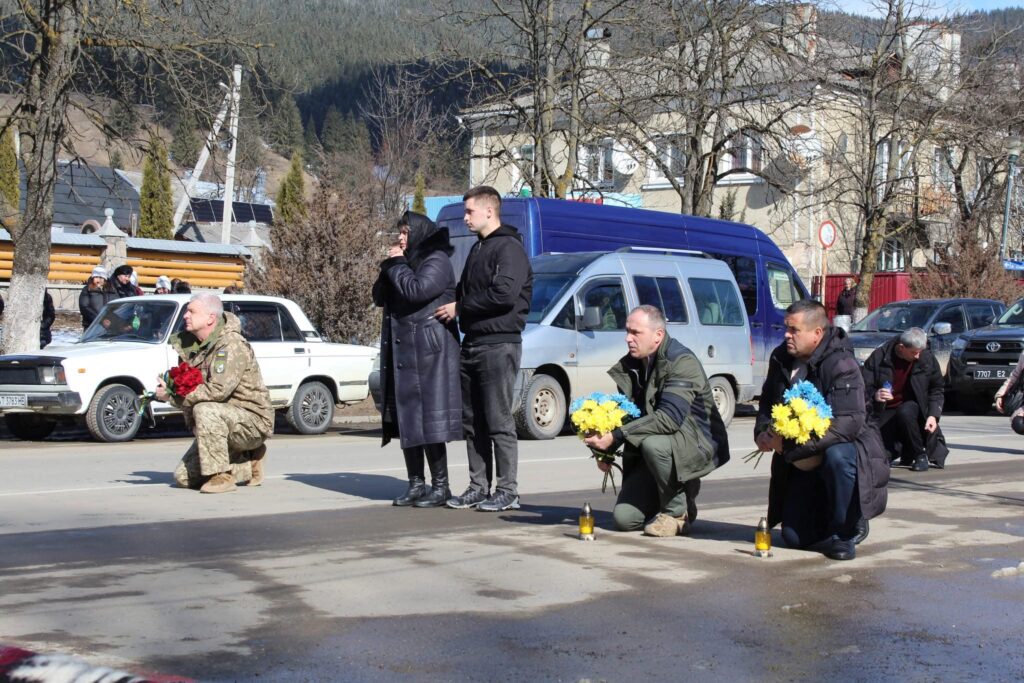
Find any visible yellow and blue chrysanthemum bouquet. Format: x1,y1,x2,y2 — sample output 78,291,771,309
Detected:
570,392,641,492
744,380,833,468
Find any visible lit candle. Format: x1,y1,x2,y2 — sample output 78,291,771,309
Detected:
754,516,772,558
579,502,595,540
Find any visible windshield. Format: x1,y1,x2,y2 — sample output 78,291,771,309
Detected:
850,303,938,333
528,274,575,324
81,300,180,343
997,298,1024,325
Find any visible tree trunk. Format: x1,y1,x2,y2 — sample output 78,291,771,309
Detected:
854,214,886,322
2,0,79,354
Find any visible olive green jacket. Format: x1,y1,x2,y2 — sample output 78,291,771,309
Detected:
169,312,274,435
608,334,730,482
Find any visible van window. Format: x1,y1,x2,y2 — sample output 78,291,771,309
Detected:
634,276,688,323
689,278,744,326
766,263,799,311
581,281,627,330
709,253,758,316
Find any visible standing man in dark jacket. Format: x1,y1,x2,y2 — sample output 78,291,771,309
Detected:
584,305,729,536
862,328,948,471
39,292,55,348
374,211,463,508
755,300,888,561
436,186,533,512
836,277,857,317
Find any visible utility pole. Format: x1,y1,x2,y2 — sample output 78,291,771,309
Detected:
221,64,242,245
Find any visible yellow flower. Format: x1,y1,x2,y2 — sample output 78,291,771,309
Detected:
771,404,791,422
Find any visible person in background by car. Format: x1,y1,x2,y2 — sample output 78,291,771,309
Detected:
155,276,173,294
836,277,857,317
862,327,949,471
174,280,192,294
373,211,463,508
39,291,55,348
107,265,141,298
994,350,1024,434
79,266,115,329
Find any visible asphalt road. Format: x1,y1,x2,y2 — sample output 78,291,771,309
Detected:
1,413,1022,682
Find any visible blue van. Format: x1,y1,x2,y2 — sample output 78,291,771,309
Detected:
435,197,809,389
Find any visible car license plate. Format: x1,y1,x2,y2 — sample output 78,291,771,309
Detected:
974,369,1007,380
0,393,28,407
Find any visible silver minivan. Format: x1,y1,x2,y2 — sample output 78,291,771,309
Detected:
514,248,755,439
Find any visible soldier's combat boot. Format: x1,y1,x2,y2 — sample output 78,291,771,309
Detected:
643,512,690,537
249,444,268,486
200,472,237,494
414,444,451,508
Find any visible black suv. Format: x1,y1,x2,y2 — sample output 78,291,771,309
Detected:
947,296,1024,414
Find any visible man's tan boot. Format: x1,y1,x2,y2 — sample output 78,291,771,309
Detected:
643,512,690,537
200,472,237,494
249,444,267,487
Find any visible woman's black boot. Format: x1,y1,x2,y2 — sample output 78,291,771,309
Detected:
414,444,451,507
394,447,427,506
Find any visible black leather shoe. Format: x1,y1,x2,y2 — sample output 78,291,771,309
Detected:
393,478,427,506
910,455,929,472
825,537,856,561
853,518,869,545
413,485,451,508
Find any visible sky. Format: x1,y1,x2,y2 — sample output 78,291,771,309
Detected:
833,0,1023,17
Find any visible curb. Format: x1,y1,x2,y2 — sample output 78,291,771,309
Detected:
333,414,382,425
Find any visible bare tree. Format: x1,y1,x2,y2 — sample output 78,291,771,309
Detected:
0,0,261,353
806,0,1022,317
429,0,632,198
247,173,383,346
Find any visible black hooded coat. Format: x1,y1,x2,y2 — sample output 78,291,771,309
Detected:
372,212,463,449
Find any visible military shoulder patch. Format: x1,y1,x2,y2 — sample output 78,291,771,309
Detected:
214,350,228,374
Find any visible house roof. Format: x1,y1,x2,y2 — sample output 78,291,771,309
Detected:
19,162,140,229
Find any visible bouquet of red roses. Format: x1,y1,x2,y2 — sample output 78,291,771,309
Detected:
138,361,204,412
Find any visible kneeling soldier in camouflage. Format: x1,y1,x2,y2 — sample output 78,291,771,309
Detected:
158,293,274,493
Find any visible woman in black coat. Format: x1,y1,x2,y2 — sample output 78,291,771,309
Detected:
79,267,115,330
373,211,463,507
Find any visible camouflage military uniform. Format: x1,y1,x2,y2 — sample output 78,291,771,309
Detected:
169,312,274,488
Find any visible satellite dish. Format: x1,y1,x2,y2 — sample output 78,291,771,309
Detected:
612,145,639,175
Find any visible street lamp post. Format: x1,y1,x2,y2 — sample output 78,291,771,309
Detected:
999,135,1024,262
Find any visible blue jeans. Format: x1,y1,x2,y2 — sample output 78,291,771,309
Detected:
460,343,521,495
780,442,860,549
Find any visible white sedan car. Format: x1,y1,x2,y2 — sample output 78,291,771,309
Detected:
0,294,378,442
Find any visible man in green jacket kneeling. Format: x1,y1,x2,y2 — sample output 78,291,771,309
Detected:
584,305,730,536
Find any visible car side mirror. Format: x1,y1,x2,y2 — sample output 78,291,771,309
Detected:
931,322,952,336
581,306,602,330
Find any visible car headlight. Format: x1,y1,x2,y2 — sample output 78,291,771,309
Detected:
854,346,874,363
40,365,67,385
951,337,968,351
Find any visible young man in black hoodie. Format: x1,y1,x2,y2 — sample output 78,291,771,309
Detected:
436,186,533,511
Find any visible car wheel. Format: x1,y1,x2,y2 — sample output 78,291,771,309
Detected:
709,376,736,426
86,383,142,442
5,414,56,441
515,373,566,440
287,381,335,435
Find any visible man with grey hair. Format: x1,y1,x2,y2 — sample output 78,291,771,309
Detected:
157,293,274,493
583,305,729,537
862,326,948,471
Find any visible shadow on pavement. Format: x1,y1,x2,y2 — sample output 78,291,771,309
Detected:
889,475,1024,506
946,441,1024,456
284,472,404,501
117,471,176,486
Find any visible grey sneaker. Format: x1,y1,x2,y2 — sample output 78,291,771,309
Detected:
446,487,489,509
478,490,520,512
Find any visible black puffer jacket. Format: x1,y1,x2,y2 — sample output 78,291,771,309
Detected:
456,224,533,345
862,337,949,466
373,212,463,449
79,284,115,329
756,327,889,525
